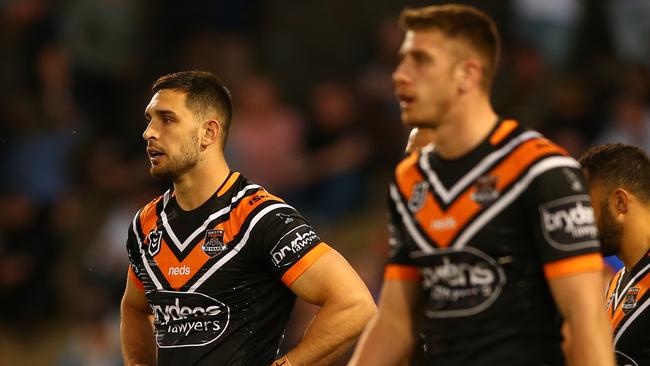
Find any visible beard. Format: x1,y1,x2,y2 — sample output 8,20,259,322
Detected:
598,198,623,257
150,131,200,181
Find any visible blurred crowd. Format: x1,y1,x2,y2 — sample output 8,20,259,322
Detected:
1,0,650,365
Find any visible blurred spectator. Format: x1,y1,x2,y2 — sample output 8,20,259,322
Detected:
596,91,650,152
606,0,650,68
226,74,308,199
301,80,371,223
511,0,585,70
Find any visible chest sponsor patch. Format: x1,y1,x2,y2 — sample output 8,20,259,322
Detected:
270,224,320,267
149,291,230,348
539,195,599,250
419,247,506,318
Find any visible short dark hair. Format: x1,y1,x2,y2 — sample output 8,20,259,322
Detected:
152,71,233,148
399,4,500,91
580,143,650,203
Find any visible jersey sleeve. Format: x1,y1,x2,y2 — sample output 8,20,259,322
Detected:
524,164,604,280
384,191,422,281
125,214,145,291
252,204,331,287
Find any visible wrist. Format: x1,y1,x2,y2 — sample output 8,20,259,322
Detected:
271,354,292,366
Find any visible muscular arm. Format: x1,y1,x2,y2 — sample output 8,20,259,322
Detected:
349,279,420,366
120,276,156,366
548,271,615,366
274,250,376,366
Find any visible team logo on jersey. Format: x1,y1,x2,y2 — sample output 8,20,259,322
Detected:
270,224,320,267
147,229,163,257
539,195,599,250
622,287,639,314
149,291,230,348
202,229,226,257
419,247,506,318
408,181,429,213
471,175,499,205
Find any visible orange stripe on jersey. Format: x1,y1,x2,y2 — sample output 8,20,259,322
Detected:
226,191,286,241
395,152,420,181
128,267,144,291
606,269,625,313
384,264,422,281
610,271,650,330
218,172,240,196
543,253,604,280
396,136,568,248
490,119,519,145
139,196,163,238
281,242,331,286
156,237,211,290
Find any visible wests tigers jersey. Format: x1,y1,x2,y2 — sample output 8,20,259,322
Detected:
605,250,650,366
385,120,604,366
126,172,330,366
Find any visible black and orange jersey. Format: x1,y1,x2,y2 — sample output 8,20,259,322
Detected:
385,120,604,365
605,250,650,366
125,172,330,366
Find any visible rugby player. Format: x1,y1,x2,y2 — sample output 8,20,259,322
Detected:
120,71,376,366
581,143,650,365
351,4,614,365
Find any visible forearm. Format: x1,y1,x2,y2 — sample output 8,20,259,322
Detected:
565,308,614,366
284,297,375,366
121,303,157,366
349,312,415,366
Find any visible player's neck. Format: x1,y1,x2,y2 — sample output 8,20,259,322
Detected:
173,156,230,211
619,212,650,271
619,243,649,272
433,96,498,160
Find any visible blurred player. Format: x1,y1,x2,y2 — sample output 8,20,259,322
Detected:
581,143,650,365
120,71,376,366
351,4,614,366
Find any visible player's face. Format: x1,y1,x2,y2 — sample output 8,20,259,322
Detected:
143,89,201,181
393,30,460,128
589,185,623,257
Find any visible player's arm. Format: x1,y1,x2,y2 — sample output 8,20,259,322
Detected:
349,276,420,366
525,163,614,366
548,270,614,366
120,272,156,366
272,248,376,366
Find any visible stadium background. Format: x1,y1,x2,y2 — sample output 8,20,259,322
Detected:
0,0,648,364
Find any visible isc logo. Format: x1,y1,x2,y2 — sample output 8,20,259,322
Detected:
168,265,191,276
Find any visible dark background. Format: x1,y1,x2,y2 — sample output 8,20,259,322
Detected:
1,0,647,364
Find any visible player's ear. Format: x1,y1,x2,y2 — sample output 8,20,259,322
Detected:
201,119,221,148
613,188,629,214
457,58,482,93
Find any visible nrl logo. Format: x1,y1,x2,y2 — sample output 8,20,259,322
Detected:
202,229,226,258
147,229,163,257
